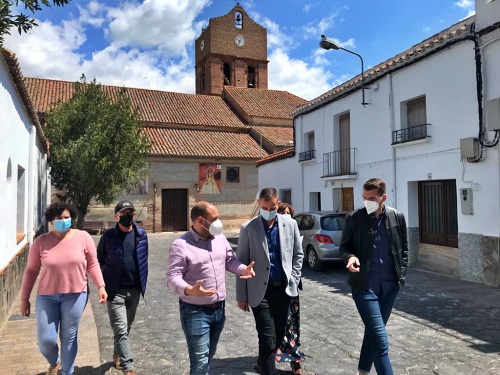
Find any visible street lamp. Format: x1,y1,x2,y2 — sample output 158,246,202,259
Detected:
320,34,369,106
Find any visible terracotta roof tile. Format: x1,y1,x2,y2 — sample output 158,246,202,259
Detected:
295,16,474,116
224,86,307,119
1,49,48,153
143,126,268,159
256,147,294,166
24,78,248,130
252,126,294,147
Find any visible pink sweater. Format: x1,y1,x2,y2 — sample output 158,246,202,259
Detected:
21,230,105,300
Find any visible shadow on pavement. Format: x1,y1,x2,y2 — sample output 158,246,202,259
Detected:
230,234,500,354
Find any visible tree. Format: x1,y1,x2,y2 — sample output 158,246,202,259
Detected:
0,0,70,46
44,76,151,228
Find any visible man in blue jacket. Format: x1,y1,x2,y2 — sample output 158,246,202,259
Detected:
97,201,148,375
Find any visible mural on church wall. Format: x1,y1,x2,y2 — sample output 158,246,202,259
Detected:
199,163,222,194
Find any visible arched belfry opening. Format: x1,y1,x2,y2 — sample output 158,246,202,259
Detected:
247,66,255,88
224,63,231,85
235,11,242,29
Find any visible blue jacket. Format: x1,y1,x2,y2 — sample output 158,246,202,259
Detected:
97,223,148,301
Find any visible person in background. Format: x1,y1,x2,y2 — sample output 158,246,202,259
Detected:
236,188,303,375
167,201,255,375
20,202,107,375
276,202,304,374
97,200,148,375
339,178,408,375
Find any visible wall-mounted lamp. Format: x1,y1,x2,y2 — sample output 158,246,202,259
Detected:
320,34,369,107
194,183,200,192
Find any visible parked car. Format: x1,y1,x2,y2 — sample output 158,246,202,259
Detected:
294,211,347,271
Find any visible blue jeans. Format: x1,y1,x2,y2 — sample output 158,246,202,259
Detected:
179,300,225,375
107,288,141,371
351,287,398,375
36,292,88,375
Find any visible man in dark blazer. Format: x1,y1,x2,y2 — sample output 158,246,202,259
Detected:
236,188,303,375
340,178,408,375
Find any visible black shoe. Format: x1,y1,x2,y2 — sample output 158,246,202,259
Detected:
253,362,261,374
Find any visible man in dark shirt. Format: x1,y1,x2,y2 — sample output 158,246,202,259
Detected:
340,178,408,375
97,201,148,375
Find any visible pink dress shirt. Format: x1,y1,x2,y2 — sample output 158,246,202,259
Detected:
167,228,245,305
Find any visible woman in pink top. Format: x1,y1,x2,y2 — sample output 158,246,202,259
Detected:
19,202,107,375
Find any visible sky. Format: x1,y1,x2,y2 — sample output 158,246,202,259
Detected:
4,0,474,101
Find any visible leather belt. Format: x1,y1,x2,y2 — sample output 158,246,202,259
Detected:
180,300,224,309
268,280,286,287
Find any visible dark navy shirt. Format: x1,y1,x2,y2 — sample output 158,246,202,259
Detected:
261,216,286,281
118,229,140,289
366,210,397,296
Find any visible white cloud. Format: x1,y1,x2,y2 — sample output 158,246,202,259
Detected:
3,0,341,100
455,0,475,17
4,20,86,80
268,48,333,100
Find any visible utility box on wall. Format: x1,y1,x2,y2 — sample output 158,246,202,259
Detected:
486,98,500,131
460,188,473,215
460,138,479,159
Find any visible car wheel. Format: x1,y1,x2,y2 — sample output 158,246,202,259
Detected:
307,246,323,271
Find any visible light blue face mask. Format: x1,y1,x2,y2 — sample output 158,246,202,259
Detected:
259,208,277,221
54,218,72,232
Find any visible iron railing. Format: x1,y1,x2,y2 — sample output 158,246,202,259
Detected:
392,124,430,144
299,150,316,162
323,148,356,177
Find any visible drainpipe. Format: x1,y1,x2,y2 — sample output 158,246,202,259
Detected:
27,126,36,244
388,73,397,208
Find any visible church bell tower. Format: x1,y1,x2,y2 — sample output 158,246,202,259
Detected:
195,5,269,96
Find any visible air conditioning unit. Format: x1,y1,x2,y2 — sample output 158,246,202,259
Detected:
486,98,500,131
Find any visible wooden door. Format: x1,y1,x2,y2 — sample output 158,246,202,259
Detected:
161,189,188,232
342,187,354,212
339,114,351,174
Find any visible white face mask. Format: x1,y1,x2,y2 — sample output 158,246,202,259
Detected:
260,208,277,221
283,213,291,217
204,218,224,236
364,199,380,215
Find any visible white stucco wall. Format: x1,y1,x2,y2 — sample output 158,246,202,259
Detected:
0,58,49,270
259,23,500,239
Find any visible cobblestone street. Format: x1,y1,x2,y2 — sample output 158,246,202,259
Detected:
89,232,500,375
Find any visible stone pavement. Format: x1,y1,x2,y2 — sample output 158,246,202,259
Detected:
0,279,102,375
1,231,500,374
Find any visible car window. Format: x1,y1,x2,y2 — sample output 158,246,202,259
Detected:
301,215,315,230
294,216,303,229
321,215,346,231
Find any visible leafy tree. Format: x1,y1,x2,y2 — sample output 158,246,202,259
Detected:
45,76,151,228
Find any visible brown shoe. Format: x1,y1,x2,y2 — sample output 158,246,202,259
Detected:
123,371,135,375
113,354,122,370
291,361,304,375
46,360,61,375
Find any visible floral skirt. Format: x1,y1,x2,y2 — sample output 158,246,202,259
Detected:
275,294,305,363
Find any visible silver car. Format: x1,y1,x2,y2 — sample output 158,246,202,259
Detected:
294,211,347,271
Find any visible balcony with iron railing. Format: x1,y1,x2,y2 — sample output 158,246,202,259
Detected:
322,148,357,178
299,149,316,162
392,124,431,145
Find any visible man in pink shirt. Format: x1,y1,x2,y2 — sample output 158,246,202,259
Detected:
167,201,255,375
